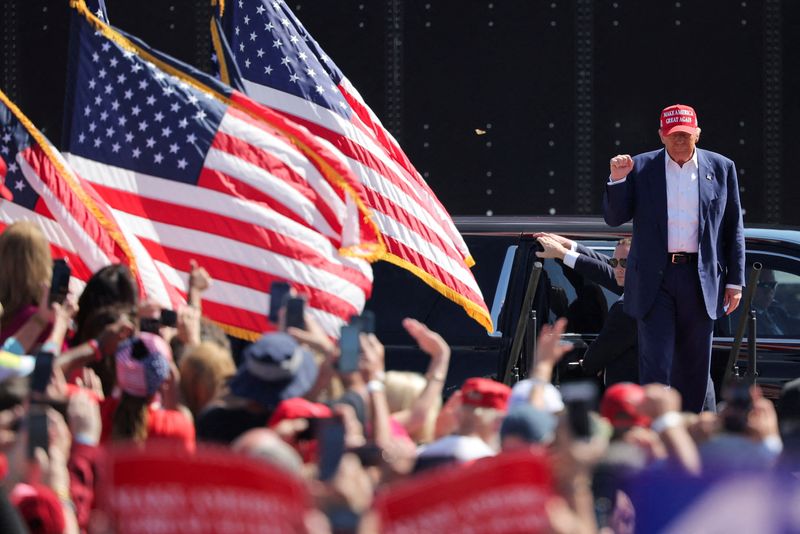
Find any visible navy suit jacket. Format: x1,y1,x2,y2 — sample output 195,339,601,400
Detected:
603,148,745,320
571,244,638,385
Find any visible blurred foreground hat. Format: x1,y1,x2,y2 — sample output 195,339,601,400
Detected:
600,382,650,430
500,404,556,444
230,333,317,410
461,377,511,411
115,332,171,398
509,379,565,413
10,483,66,534
659,104,699,136
268,397,332,428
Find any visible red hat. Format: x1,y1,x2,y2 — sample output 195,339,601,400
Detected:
461,378,511,411
10,483,66,534
600,382,651,429
268,397,333,428
0,156,13,201
659,104,699,136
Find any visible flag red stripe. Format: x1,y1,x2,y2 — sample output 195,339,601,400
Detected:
136,237,362,321
209,131,344,241
88,181,372,291
285,115,467,264
382,236,486,306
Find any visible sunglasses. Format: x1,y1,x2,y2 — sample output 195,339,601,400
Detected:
609,258,627,268
757,281,778,290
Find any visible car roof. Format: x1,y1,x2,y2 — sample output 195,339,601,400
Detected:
454,216,800,249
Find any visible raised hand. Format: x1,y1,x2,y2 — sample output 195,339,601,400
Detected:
609,154,634,181
402,318,449,360
536,234,569,260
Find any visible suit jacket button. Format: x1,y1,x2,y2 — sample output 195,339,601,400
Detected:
658,270,663,276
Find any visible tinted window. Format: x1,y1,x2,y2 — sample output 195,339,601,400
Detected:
366,235,517,345
541,240,619,334
719,252,800,338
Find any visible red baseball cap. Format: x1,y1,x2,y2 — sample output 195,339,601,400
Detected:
268,397,333,428
0,156,13,201
461,377,511,411
10,483,66,534
659,104,699,136
600,382,651,429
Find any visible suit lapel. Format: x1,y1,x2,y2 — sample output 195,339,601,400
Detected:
696,149,715,239
652,149,668,246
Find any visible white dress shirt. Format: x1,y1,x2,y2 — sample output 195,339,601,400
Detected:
664,150,699,253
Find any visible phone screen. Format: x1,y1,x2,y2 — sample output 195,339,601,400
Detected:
50,259,71,305
268,281,291,324
560,381,598,439
139,317,161,334
160,308,178,328
337,325,361,373
285,297,306,329
317,416,345,481
353,310,375,334
27,409,49,459
30,352,55,395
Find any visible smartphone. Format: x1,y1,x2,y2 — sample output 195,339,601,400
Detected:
139,317,161,334
160,308,178,328
296,416,321,442
722,382,752,433
317,416,345,481
350,443,382,467
268,281,291,324
26,408,49,459
560,381,598,439
337,324,361,373
350,311,375,334
49,259,71,305
285,297,306,330
30,351,55,395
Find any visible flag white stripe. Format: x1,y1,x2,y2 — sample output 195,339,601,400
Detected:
17,154,113,274
243,80,423,201
110,209,369,308
219,112,348,222
245,79,473,266
153,259,347,334
66,153,370,276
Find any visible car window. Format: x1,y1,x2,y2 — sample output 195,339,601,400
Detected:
719,253,800,338
541,241,618,335
367,235,516,345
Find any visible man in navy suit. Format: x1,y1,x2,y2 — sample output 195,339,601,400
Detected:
536,233,637,385
603,104,745,412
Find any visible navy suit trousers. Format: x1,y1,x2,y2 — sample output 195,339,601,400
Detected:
637,261,714,413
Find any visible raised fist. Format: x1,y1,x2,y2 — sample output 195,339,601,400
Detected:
609,154,634,181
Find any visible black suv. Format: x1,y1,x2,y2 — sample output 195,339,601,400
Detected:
366,216,800,400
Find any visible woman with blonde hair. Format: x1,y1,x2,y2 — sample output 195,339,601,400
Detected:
0,221,54,347
383,319,451,444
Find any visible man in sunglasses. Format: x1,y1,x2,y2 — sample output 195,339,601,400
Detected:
752,270,790,337
604,104,745,413
535,234,638,385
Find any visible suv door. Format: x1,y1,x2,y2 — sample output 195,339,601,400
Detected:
366,234,522,392
712,249,800,400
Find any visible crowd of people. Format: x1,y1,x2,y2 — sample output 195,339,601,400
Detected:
0,219,798,533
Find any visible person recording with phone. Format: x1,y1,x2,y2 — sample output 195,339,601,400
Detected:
0,222,74,352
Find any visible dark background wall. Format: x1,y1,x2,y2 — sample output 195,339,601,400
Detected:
1,0,797,225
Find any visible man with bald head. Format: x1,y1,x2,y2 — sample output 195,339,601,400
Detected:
604,104,745,412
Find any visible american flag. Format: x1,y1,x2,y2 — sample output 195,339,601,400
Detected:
0,88,142,298
215,0,493,331
63,3,382,339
